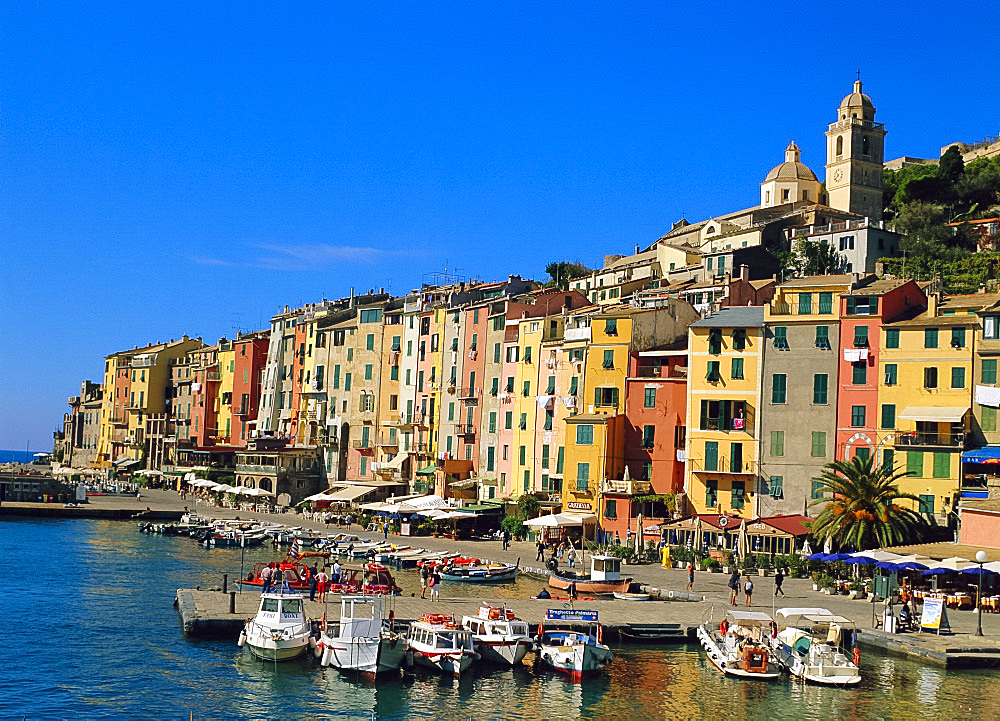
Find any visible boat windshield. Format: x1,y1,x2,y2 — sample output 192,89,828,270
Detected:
793,636,811,654
281,599,301,615
261,598,279,612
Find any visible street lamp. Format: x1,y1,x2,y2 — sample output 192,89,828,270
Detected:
976,550,988,637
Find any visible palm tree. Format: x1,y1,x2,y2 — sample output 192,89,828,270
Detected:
808,455,930,551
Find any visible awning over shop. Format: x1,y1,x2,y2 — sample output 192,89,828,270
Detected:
448,479,478,490
524,512,597,528
329,485,380,502
383,451,408,471
963,447,1000,464
114,459,141,470
454,503,504,514
416,464,437,476
898,406,969,423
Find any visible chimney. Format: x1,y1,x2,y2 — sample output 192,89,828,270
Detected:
739,265,749,281
635,245,640,254
850,272,860,288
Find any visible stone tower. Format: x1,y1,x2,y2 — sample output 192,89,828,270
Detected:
824,79,887,218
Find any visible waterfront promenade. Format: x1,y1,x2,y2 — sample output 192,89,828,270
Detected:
9,488,1000,665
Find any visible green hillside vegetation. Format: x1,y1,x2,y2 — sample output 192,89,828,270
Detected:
881,147,1000,292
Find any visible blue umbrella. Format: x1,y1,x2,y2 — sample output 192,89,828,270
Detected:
822,553,853,562
962,566,999,575
844,556,874,565
807,552,828,560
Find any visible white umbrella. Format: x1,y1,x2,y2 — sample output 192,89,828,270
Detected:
923,557,976,573
523,514,561,528
214,484,236,493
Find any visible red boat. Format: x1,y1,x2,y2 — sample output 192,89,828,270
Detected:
242,555,401,595
416,555,481,571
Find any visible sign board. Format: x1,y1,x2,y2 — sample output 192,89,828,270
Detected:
919,596,951,634
400,522,411,537
566,502,591,511
718,516,729,528
546,609,598,622
76,484,88,502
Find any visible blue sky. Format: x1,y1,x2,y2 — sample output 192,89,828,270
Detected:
2,2,998,450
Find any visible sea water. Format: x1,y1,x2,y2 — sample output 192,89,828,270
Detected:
1,518,997,720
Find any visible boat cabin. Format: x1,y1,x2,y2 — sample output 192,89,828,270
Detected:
332,595,385,640
590,555,622,582
257,594,305,625
409,616,474,651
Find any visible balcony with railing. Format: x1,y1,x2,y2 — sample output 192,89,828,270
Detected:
415,442,429,454
564,327,591,342
130,355,156,368
205,370,222,381
895,430,968,448
458,387,479,402
603,479,651,495
454,423,476,437
690,455,757,475
233,404,252,417
351,438,374,451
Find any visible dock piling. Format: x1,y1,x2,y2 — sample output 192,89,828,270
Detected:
229,591,236,614
222,573,228,594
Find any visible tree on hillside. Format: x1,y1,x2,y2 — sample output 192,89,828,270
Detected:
809,455,931,551
545,260,591,290
939,145,966,185
792,238,845,276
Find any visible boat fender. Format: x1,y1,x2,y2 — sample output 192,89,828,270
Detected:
667,590,674,599
237,631,246,647
853,647,860,666
537,622,544,639
314,640,325,658
597,625,603,644
388,609,395,632
770,621,778,639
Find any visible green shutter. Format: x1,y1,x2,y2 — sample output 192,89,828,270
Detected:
919,494,935,515
983,359,998,385
731,358,744,379
925,328,939,348
906,451,924,477
813,374,828,404
798,293,812,314
818,292,833,314
815,325,830,348
884,364,898,385
770,430,784,457
932,452,950,479
881,404,896,429
885,328,899,348
852,362,867,385
769,476,783,498
772,374,787,404
983,406,997,433
952,367,966,388
854,325,868,346
811,431,826,458
704,442,718,472
557,446,565,474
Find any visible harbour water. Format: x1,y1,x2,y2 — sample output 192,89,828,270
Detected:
2,517,998,720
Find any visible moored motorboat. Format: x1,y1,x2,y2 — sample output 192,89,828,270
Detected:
440,562,517,583
312,595,406,680
406,613,477,678
548,555,632,595
461,604,532,666
238,587,311,661
696,610,782,680
534,609,612,681
769,608,861,686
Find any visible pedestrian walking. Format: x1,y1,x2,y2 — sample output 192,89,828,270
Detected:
420,564,430,599
728,569,740,605
502,529,510,551
567,547,578,569
429,570,441,601
686,561,695,591
774,569,785,597
383,523,389,540
308,562,319,601
568,581,577,610
744,575,754,607
317,567,330,603
535,539,545,561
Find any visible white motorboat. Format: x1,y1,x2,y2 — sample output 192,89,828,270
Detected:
535,609,613,681
461,604,532,666
238,588,312,661
312,595,407,680
770,608,861,686
696,610,782,680
406,613,477,678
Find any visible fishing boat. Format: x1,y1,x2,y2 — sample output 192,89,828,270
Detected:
238,586,312,661
440,561,518,583
535,609,612,681
696,610,782,680
769,608,861,686
406,613,478,678
240,551,332,591
312,595,407,680
461,604,532,666
548,555,632,595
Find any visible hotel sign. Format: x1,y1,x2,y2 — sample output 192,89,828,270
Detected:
566,502,591,510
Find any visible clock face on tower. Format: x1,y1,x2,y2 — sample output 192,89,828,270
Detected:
833,168,844,183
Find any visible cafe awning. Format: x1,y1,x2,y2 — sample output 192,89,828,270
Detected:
963,447,1000,464
114,459,141,470
329,485,380,502
416,464,437,476
898,406,969,423
383,451,408,470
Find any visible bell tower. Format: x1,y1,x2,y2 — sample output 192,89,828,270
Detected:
824,77,887,218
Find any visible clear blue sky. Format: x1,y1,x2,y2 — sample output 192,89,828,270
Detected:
2,2,998,450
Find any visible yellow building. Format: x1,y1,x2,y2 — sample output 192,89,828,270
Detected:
880,294,989,517
563,413,624,525
684,307,765,518
217,342,235,444
511,315,545,496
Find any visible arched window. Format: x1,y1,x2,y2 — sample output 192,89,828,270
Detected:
836,136,843,157
259,478,272,492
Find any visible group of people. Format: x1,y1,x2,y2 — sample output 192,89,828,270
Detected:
724,568,784,606
419,563,442,600
535,538,578,568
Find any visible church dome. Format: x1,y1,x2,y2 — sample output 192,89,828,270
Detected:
763,141,818,182
840,79,875,114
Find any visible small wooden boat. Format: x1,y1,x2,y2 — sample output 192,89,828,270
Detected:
548,555,632,595
535,609,612,681
613,590,652,601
